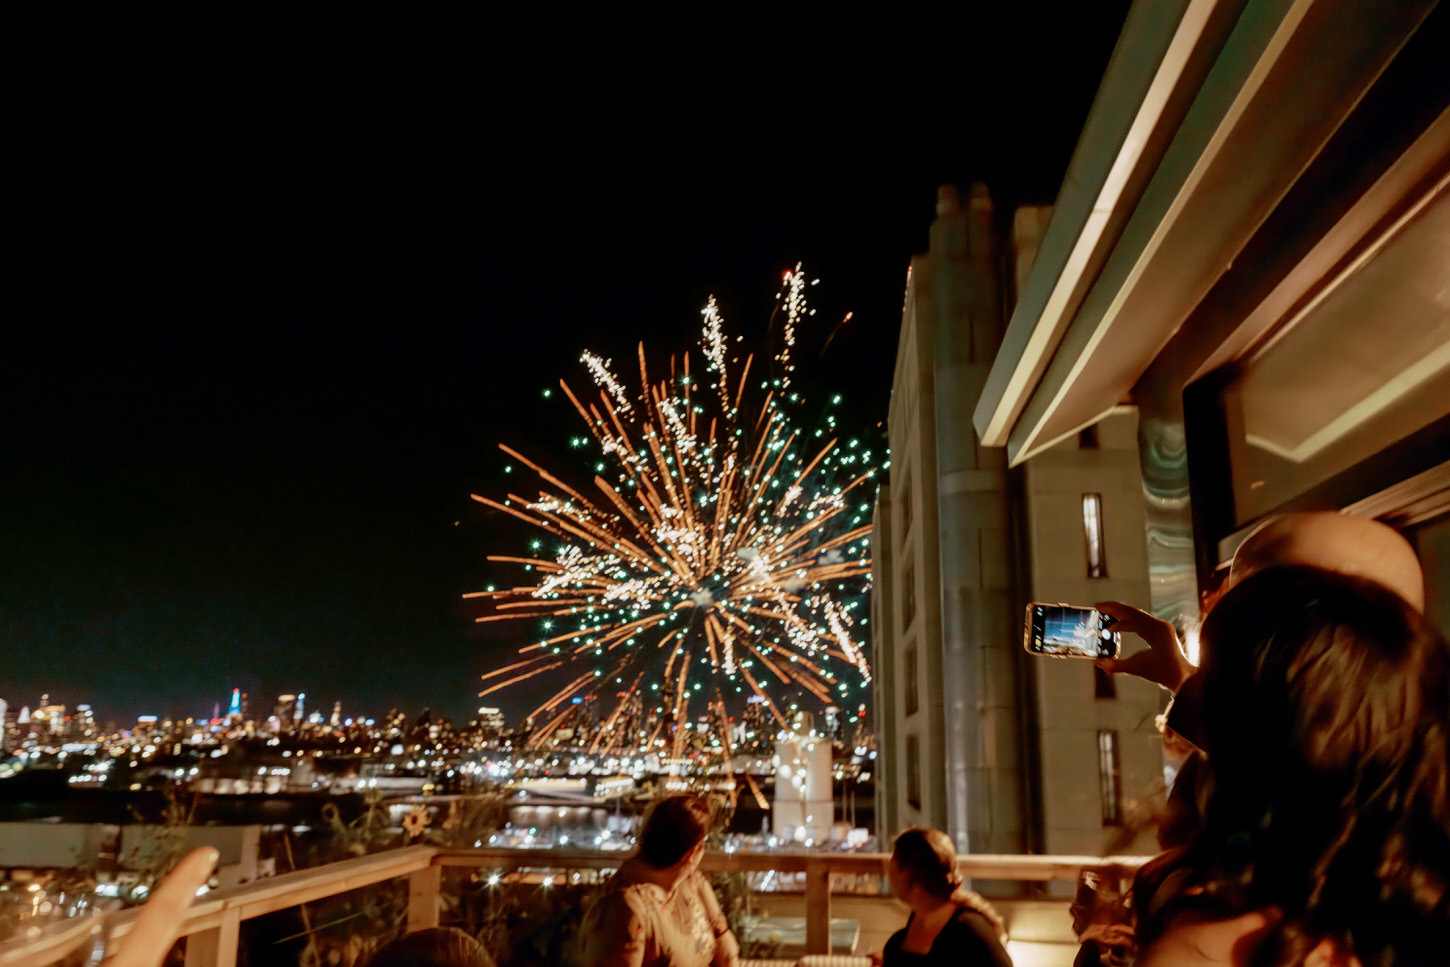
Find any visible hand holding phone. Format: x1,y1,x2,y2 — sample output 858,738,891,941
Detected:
1024,603,1121,659
1093,601,1196,692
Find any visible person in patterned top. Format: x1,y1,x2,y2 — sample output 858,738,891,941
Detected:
579,795,740,967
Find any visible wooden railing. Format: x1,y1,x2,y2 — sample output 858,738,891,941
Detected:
2,847,1150,967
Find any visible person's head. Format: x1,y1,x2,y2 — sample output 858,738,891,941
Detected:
1172,512,1425,749
1228,512,1424,610
364,928,495,967
1142,566,1450,964
889,828,961,903
636,794,712,871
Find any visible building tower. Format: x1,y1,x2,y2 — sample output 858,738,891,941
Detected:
872,185,1162,868
274,694,298,732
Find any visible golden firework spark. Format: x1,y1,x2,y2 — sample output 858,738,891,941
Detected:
467,268,877,754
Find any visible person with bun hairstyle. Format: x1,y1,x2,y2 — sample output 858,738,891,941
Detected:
880,828,1013,967
578,795,739,967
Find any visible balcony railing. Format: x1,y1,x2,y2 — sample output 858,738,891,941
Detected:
0,847,1150,967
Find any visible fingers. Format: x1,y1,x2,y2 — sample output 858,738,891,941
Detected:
105,847,218,967
1093,601,1144,621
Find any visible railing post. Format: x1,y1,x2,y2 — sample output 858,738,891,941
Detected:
407,864,442,933
183,910,240,967
804,857,831,955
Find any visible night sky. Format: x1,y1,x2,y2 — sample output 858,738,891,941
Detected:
2,19,1130,726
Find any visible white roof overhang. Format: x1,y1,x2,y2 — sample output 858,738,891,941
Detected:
972,0,1440,466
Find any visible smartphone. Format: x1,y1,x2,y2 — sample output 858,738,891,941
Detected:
1024,603,1120,659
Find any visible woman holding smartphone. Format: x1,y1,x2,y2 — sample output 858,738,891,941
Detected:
1131,567,1450,966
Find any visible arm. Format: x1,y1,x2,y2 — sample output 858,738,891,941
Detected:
694,874,739,967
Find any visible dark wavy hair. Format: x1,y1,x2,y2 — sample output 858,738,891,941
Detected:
1135,566,1450,966
637,794,713,869
364,927,495,967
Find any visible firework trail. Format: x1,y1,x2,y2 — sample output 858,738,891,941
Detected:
467,267,878,754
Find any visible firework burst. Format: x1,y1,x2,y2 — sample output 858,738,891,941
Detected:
467,268,878,754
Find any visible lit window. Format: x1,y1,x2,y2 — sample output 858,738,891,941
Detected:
1083,494,1107,578
1097,730,1122,826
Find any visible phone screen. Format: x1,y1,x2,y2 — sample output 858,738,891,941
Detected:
1025,604,1120,658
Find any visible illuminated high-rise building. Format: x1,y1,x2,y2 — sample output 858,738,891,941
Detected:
330,701,342,728
274,694,298,732
823,706,842,742
228,689,242,720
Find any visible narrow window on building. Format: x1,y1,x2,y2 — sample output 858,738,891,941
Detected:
1094,665,1116,699
904,644,919,716
902,560,916,631
1078,425,1099,449
1098,730,1122,826
906,734,922,809
899,480,912,546
1083,493,1107,578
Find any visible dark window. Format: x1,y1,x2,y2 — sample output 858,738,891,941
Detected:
1098,730,1122,826
1094,665,1117,699
904,644,919,716
906,734,922,809
902,559,916,630
1083,493,1108,578
899,480,913,545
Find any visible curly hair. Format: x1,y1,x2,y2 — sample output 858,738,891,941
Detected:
1135,566,1450,966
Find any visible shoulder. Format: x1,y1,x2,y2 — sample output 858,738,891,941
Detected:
943,909,1011,966
1135,910,1277,967
593,874,664,926
1140,913,1361,967
947,907,1000,941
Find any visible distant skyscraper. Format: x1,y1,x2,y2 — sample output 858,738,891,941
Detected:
0,698,7,751
330,701,342,728
274,694,298,732
228,689,242,719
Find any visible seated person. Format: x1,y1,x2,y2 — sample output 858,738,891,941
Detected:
578,795,739,967
880,828,1012,967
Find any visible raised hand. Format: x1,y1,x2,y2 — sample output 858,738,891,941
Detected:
1094,601,1195,693
102,847,218,967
